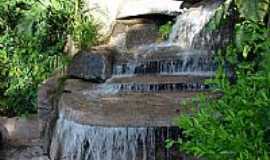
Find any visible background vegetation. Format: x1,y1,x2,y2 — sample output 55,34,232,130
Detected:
168,0,270,159
0,0,98,116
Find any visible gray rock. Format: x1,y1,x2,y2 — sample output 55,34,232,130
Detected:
31,156,50,160
0,123,8,147
116,0,183,18
85,0,183,37
0,144,46,160
68,46,114,82
2,116,40,146
109,19,159,52
38,76,63,154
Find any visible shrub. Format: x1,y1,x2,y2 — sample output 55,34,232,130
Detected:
168,0,270,159
0,0,98,116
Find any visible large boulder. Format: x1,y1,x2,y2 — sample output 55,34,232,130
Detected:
85,0,183,37
68,46,114,82
109,19,160,52
116,0,183,18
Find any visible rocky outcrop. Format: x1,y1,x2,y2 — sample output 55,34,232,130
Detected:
85,0,183,37
109,19,159,52
116,0,183,18
0,116,49,160
68,46,114,82
38,76,64,154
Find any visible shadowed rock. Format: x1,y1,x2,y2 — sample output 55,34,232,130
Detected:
68,46,114,82
0,123,8,148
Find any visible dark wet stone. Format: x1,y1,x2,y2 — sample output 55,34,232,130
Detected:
0,122,8,149
68,46,114,82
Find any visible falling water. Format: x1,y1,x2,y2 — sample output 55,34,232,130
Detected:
109,82,210,92
50,114,184,160
112,54,217,76
49,1,225,160
169,0,223,48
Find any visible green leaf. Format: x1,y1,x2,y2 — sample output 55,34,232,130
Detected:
235,0,270,22
243,45,251,58
165,139,175,149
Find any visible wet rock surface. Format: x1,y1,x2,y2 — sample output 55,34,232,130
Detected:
0,116,49,160
0,144,48,160
37,0,232,159
38,76,63,154
110,19,159,52
58,79,203,127
68,46,114,82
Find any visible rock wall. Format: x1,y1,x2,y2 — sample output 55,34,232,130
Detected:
85,0,183,37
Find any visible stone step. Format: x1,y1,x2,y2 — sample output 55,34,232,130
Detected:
109,75,210,84
59,91,200,127
60,79,215,127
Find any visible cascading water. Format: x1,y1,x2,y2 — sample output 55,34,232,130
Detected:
169,0,223,48
50,114,184,160
49,1,224,159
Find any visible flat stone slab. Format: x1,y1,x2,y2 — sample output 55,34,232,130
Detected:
58,79,209,127
59,91,199,127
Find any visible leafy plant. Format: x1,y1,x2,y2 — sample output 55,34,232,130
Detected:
159,21,173,40
168,0,270,159
0,0,98,116
235,0,270,22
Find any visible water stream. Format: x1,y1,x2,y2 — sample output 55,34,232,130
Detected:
50,115,183,160
50,1,223,159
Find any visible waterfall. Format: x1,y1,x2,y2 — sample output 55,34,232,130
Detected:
48,1,226,160
169,0,223,48
112,53,217,76
50,114,183,160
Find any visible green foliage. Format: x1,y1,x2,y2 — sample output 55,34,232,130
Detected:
159,21,173,40
0,0,98,116
206,0,233,30
235,0,270,22
168,1,270,159
72,17,98,49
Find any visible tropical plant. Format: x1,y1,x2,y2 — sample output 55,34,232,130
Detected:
159,21,173,40
0,0,98,116
235,0,270,22
168,0,270,159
